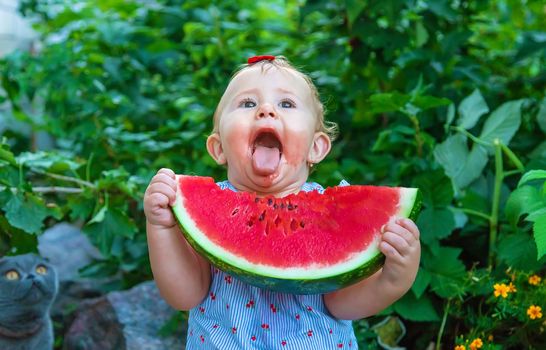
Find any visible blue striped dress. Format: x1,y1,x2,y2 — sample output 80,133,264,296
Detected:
185,180,358,349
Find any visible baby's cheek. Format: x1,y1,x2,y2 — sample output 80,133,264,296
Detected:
283,130,312,165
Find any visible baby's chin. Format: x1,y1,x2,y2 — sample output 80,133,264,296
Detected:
236,163,307,196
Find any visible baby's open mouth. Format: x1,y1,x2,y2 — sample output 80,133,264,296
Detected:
251,131,283,175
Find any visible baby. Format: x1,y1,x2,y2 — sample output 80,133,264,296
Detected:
144,56,420,349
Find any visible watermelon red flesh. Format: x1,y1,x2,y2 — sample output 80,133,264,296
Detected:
172,175,420,294
181,178,400,267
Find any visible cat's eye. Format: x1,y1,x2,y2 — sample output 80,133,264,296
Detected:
5,270,20,280
36,265,47,275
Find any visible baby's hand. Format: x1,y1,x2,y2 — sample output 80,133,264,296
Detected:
144,168,177,228
380,218,421,288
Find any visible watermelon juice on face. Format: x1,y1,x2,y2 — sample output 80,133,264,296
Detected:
144,56,422,350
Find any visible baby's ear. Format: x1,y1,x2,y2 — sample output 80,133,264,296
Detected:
206,133,227,165
307,132,331,164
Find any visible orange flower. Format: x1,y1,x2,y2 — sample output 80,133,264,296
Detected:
527,305,543,320
469,338,483,350
528,275,542,286
493,283,509,298
507,282,517,293
454,345,466,350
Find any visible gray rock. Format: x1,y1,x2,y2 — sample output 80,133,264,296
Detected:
64,281,186,350
38,223,101,282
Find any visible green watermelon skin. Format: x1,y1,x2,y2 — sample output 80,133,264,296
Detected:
172,176,422,295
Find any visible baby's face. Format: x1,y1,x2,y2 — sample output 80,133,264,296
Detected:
207,66,330,196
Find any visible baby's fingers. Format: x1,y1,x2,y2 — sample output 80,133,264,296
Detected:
383,222,416,246
157,168,176,179
381,231,410,257
146,182,176,205
151,172,177,189
397,218,420,240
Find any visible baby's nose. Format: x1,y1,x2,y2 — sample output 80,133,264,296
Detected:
257,103,276,119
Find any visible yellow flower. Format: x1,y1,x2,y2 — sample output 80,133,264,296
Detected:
493,283,509,298
469,338,483,350
527,305,543,320
528,275,542,286
455,345,466,350
507,282,517,293
487,334,494,341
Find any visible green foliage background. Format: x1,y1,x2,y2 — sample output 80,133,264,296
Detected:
1,0,545,348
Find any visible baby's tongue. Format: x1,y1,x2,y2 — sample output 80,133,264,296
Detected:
252,145,280,175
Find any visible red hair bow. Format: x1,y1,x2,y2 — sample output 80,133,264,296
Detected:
247,55,275,64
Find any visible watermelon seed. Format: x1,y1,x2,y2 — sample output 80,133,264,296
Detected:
290,219,298,231
255,198,260,203
273,203,278,209
268,198,273,205
259,210,266,221
280,203,285,209
247,220,254,227
231,208,239,216
287,204,294,210
274,216,281,227
300,221,305,228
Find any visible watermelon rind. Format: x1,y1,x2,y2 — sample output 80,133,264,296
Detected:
172,178,421,295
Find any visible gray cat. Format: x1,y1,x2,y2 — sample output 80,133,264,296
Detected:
0,254,58,350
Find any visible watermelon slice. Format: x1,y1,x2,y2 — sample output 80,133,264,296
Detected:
172,175,421,295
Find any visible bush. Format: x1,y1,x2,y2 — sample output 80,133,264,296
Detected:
1,0,545,348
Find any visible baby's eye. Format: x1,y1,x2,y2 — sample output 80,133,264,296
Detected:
240,99,256,108
36,265,48,275
5,270,20,280
279,99,295,108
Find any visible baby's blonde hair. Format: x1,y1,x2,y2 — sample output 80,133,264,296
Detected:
211,56,338,142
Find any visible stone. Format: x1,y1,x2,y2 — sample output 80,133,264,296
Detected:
64,281,186,350
38,223,101,282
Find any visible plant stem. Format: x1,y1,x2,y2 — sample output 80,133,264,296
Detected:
436,298,451,350
500,143,524,172
409,115,423,157
489,139,504,267
32,186,84,194
504,169,523,178
451,126,491,147
0,186,84,194
40,171,96,189
459,208,491,221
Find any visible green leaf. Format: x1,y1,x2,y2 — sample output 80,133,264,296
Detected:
413,170,454,208
83,207,137,257
345,0,366,28
537,96,546,133
505,186,543,226
423,247,466,298
411,95,451,111
415,21,429,47
68,195,96,221
411,268,431,298
518,170,546,187
0,145,17,166
2,191,50,234
497,233,542,270
532,214,546,259
427,0,458,22
433,135,488,189
479,99,525,149
367,92,410,115
417,208,455,245
17,151,82,172
457,89,489,129
393,292,439,321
